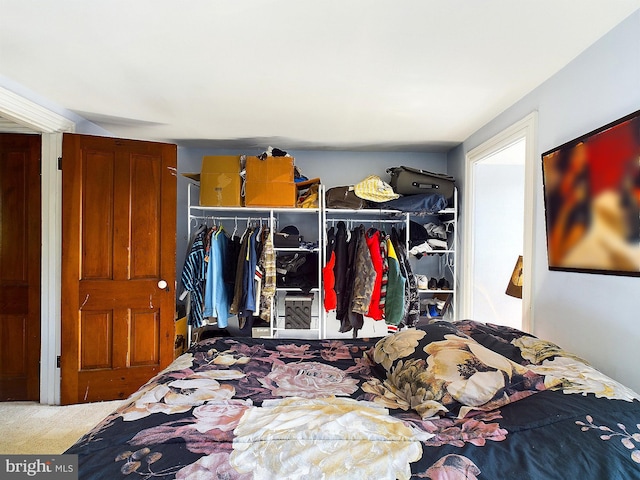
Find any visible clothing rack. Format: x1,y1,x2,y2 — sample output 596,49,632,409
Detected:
323,216,410,247
190,214,271,231
186,203,279,345
325,217,406,226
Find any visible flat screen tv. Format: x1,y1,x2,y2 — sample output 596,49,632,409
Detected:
541,109,640,276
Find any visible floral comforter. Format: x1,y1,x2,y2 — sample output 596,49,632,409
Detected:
67,320,640,479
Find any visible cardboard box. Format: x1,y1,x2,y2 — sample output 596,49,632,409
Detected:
252,327,271,338
174,316,188,358
199,155,242,206
244,156,296,207
245,181,297,207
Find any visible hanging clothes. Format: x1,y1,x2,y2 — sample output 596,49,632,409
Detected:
258,228,276,322
203,227,232,328
224,234,241,304
384,235,406,328
392,227,419,328
240,228,259,317
180,226,207,328
322,226,337,312
338,225,361,333
365,228,384,321
229,229,250,317
350,225,376,316
333,221,349,322
378,231,389,316
339,226,366,336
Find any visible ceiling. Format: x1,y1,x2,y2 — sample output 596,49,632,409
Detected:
1,1,639,152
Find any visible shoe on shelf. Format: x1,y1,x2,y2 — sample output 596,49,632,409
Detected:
428,277,438,290
428,304,440,318
416,275,429,290
437,278,451,290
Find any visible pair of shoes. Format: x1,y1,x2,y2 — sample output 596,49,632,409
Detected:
417,276,451,291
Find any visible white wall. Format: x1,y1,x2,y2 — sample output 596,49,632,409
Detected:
448,10,640,393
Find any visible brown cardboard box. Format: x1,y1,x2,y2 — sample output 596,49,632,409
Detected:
245,181,297,207
199,155,242,206
174,316,188,359
244,156,296,207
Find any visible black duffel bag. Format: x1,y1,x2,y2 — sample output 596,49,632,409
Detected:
386,166,455,202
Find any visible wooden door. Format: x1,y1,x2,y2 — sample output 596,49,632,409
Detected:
61,133,176,404
0,134,41,401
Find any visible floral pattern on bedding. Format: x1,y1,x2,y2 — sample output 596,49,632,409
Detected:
67,323,640,480
367,322,551,419
576,415,640,464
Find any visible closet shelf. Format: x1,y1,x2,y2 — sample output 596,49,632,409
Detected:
325,208,403,215
191,205,320,214
276,287,320,293
418,249,455,255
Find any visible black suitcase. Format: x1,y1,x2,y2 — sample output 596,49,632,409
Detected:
386,166,455,201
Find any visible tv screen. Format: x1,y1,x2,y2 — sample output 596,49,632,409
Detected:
541,109,640,276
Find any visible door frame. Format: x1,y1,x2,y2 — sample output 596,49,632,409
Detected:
462,112,537,333
0,86,75,404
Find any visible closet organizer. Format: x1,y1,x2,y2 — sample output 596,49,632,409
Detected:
323,208,412,338
182,183,323,343
182,183,457,342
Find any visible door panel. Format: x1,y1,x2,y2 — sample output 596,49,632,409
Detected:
80,311,112,369
81,150,114,279
0,133,41,401
130,154,161,278
61,133,176,404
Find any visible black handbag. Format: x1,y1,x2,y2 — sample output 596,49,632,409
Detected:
325,186,366,209
273,225,302,248
386,166,455,202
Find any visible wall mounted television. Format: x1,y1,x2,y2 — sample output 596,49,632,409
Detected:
541,109,640,276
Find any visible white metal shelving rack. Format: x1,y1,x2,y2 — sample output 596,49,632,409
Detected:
409,187,457,321
185,182,323,341
184,183,458,341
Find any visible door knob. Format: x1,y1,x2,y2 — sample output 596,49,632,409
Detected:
157,280,169,291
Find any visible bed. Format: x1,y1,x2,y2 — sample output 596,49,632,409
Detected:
66,319,640,479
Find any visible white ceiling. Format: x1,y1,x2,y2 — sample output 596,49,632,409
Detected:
1,1,639,151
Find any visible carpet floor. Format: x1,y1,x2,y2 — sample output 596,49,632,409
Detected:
0,400,125,454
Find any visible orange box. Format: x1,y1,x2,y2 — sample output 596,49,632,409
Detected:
245,181,297,207
199,155,242,206
244,156,296,207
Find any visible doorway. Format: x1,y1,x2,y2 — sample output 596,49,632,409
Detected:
463,112,537,332
0,133,41,400
471,139,525,329
1,85,74,404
